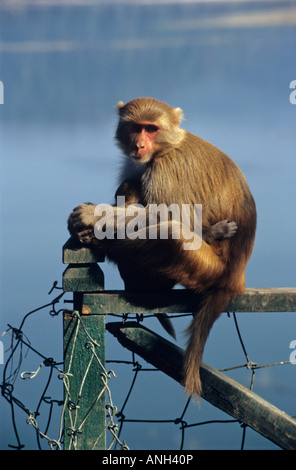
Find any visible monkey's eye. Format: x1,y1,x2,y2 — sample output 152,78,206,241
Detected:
129,123,142,133
145,125,159,134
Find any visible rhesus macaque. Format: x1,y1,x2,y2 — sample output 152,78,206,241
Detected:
68,97,256,399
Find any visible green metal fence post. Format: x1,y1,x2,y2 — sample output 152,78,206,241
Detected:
62,237,106,450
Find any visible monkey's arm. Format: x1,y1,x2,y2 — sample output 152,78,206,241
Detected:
68,204,237,246
67,201,144,245
115,179,142,205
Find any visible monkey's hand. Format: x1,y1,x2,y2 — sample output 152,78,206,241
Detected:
204,220,238,244
67,203,98,244
212,220,238,240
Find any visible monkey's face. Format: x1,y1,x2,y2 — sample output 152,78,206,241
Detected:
115,98,186,162
125,122,161,163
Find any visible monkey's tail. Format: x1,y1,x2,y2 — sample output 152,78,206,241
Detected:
183,289,233,399
155,314,176,339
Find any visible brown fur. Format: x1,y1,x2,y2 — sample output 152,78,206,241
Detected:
68,97,256,399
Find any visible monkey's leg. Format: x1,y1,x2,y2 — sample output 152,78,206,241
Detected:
105,219,227,292
68,204,228,291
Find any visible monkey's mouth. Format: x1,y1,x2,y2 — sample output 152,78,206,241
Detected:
130,152,152,163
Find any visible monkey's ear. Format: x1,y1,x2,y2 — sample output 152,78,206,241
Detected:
117,101,125,115
174,107,184,124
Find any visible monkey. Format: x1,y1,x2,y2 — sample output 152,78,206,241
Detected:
68,97,256,399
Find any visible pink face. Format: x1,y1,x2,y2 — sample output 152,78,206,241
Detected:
128,122,160,162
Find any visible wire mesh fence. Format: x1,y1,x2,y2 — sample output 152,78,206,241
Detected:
1,281,295,450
